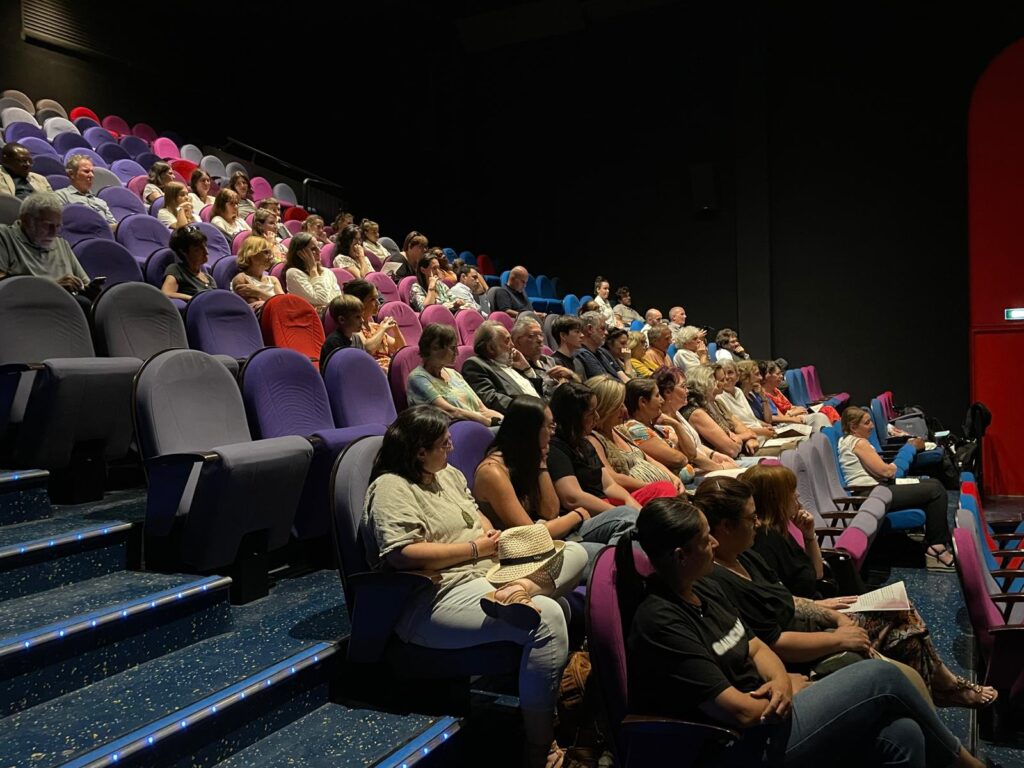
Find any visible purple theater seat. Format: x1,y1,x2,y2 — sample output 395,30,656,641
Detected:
149,195,165,217
45,173,70,190
21,136,60,158
61,205,114,248
231,230,249,255
83,125,116,149
397,275,417,305
241,346,385,539
365,271,399,305
96,142,130,165
135,151,160,171
323,347,397,429
126,175,148,199
454,345,474,372
132,123,158,143
420,304,456,330
447,420,495,492
152,137,180,160
51,133,93,157
212,255,240,289
377,301,422,349
198,222,231,263
100,185,147,222
488,311,514,331
116,213,171,263
119,135,150,159
144,248,177,287
331,268,355,292
4,122,45,143
250,176,273,202
185,289,263,359
61,146,108,168
456,310,483,346
387,346,421,412
319,242,336,268
72,116,101,134
32,155,66,175
73,239,143,287
284,220,302,235
364,250,383,271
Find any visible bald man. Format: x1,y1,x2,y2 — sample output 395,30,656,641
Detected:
0,143,52,200
493,265,545,318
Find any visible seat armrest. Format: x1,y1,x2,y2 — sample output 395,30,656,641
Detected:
346,570,439,664
145,452,217,536
832,496,866,508
148,451,219,468
820,511,858,520
991,550,1024,558
620,716,739,766
0,362,43,374
989,533,1024,541
991,569,1024,577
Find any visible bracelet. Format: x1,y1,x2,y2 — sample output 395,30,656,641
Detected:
469,540,479,562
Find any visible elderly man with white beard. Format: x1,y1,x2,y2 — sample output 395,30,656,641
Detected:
462,320,544,414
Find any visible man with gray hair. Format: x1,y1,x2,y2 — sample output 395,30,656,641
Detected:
672,325,710,373
511,316,579,398
576,311,629,383
53,154,117,229
643,323,673,371
462,320,543,413
0,193,92,296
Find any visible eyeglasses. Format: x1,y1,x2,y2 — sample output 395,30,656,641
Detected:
182,224,200,234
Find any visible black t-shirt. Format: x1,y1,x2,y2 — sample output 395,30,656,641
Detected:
703,551,795,646
319,330,363,372
628,578,762,720
752,527,819,599
548,435,604,499
493,286,532,313
552,350,587,380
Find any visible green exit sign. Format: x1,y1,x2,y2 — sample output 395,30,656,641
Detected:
1006,308,1024,320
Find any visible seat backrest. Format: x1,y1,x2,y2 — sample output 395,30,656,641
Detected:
952,527,1005,661
455,308,484,345
536,275,555,299
397,275,417,305
152,137,180,160
366,271,399,304
93,281,186,358
83,125,115,148
258,294,326,363
73,238,144,287
61,204,114,247
420,304,456,330
562,293,580,316
783,369,806,407
90,167,120,194
330,434,385,600
4,122,45,143
454,344,474,372
448,421,495,491
869,399,889,445
241,346,334,438
0,195,21,226
585,546,631,753
45,172,70,189
487,311,514,332
69,106,100,122
0,276,94,362
2,90,33,111
195,222,230,263
324,347,397,428
119,135,150,159
378,301,423,348
36,98,68,117
476,253,495,275
224,161,248,178
150,194,166,216
62,146,107,169
144,247,177,287
331,267,355,292
231,230,248,255
102,183,147,223
500,269,510,287
21,136,59,157
387,346,422,412
132,122,158,142
212,255,240,289
133,348,251,460
179,143,203,164
377,236,400,258
200,155,226,179
250,176,273,202
116,213,171,262
101,114,130,136
2,107,39,129
804,365,824,401
272,182,297,205
110,158,147,184
284,220,302,235
185,289,264,358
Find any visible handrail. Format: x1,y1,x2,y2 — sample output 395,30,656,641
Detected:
221,136,342,189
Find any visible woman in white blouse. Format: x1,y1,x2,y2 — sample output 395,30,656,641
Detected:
332,223,374,278
209,189,252,239
143,161,173,205
188,169,215,214
231,236,283,314
157,182,199,230
285,233,340,314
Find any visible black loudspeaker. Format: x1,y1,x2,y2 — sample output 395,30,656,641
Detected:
690,162,718,219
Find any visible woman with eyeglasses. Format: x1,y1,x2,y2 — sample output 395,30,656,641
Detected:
143,161,174,205
226,171,256,218
284,232,340,314
363,405,588,768
407,324,502,426
342,278,406,372
209,189,252,239
231,235,283,314
651,367,738,475
621,497,987,768
332,223,374,278
695,476,997,709
161,225,214,301
188,169,215,214
156,182,199,230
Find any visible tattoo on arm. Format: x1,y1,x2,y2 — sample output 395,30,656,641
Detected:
793,597,838,628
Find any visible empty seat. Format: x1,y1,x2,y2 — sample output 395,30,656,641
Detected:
93,281,187,358
200,154,226,179
98,186,147,221
0,195,20,226
119,135,150,159
69,106,100,123
323,347,397,429
73,239,144,287
487,311,514,331
110,158,146,184
43,117,80,141
420,304,457,330
250,176,273,202
116,213,171,262
196,222,231,263
455,309,484,346
152,137,180,160
34,98,67,118
61,205,114,247
179,143,203,164
241,347,385,539
131,122,158,143
387,346,422,412
366,271,399,304
4,122,46,143
2,90,34,112
133,348,312,598
272,182,298,205
21,136,59,158
144,247,177,287
2,107,40,129
259,294,326,364
50,133,94,160
224,161,248,178
562,293,580,316
72,116,100,134
0,277,137,501
378,300,423,348
101,114,130,137
96,142,131,166
90,166,120,194
212,254,240,289
83,125,115,149
185,289,264,359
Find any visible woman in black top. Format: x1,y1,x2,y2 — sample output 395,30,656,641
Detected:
622,497,982,768
693,477,997,709
161,225,214,301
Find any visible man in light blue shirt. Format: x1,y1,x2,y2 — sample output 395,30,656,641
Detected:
53,155,117,229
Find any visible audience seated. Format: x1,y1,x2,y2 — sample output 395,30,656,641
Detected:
408,323,503,425
758,360,832,430
611,285,642,326
156,181,199,229
284,232,339,314
432,248,457,283
550,315,588,380
618,377,698,483
640,306,663,332
449,264,488,316
302,215,329,247
584,376,684,496
332,210,353,234
226,171,256,218
652,367,738,474
622,498,986,768
230,235,282,314
635,324,671,377
510,317,579,398
252,209,287,262
0,192,91,297
716,360,776,439
839,407,954,567
256,198,291,240
0,142,52,198
715,327,750,361
344,277,406,372
681,365,765,465
493,265,541,319
603,327,632,378
209,188,252,238
362,406,588,768
462,320,543,413
188,168,215,212
54,155,117,228
625,331,648,378
319,294,366,370
667,305,687,337
696,476,996,708
384,230,426,282
143,161,173,204
161,224,214,300
576,311,629,383
591,276,621,328
409,252,459,312
359,218,388,262
671,325,710,372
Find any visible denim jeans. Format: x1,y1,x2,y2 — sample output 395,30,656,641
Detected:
569,506,638,577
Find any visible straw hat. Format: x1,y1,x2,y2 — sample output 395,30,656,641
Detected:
486,524,565,585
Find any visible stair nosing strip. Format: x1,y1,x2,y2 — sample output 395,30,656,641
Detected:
0,575,232,658
0,521,132,560
59,641,337,768
373,716,461,768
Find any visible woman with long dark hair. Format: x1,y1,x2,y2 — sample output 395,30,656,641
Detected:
619,497,985,767
284,232,340,314
364,406,587,768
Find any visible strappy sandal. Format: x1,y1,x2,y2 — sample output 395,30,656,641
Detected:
932,676,999,709
925,545,955,569
481,584,541,630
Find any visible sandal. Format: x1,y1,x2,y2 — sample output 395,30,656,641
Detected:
481,584,541,630
925,545,955,569
932,675,999,709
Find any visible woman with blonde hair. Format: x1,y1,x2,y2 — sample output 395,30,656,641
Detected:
209,189,252,238
627,330,654,377
231,236,283,314
302,215,329,246
251,209,287,262
716,360,776,438
156,182,198,229
682,365,763,464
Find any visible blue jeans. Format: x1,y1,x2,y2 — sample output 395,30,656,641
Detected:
569,506,637,578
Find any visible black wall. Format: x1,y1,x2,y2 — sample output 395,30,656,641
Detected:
4,1,1024,429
